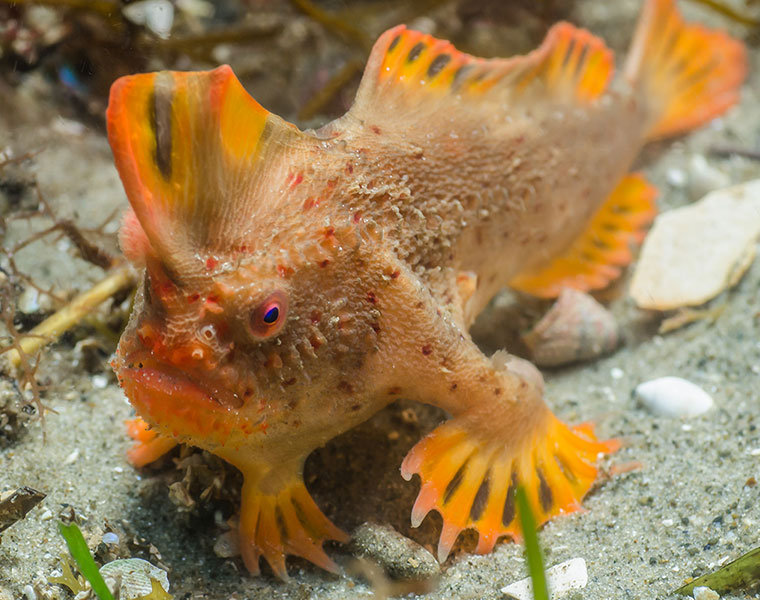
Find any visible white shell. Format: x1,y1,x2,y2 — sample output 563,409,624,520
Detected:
99,558,170,600
693,586,720,600
635,377,714,418
500,557,588,599
630,179,760,310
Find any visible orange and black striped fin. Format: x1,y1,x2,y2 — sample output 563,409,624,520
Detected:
509,173,657,299
349,21,613,118
624,0,746,140
107,66,309,268
401,413,619,561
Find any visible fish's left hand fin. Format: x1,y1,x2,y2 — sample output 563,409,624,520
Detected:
510,173,657,298
125,417,178,467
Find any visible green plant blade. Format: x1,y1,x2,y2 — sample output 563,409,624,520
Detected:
515,486,549,600
57,521,115,600
675,546,760,595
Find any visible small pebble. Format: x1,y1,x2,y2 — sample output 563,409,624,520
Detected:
635,377,714,418
102,532,119,545
123,0,174,38
611,367,624,380
92,375,108,389
63,449,80,465
666,167,687,188
693,586,720,600
350,522,439,580
22,585,35,600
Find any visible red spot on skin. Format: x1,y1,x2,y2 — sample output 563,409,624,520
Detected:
319,259,330,268
366,291,377,304
371,125,381,134
338,381,353,393
292,173,303,187
346,163,354,174
390,270,400,279
303,197,318,210
187,293,200,303
353,211,363,223
310,310,322,324
387,386,401,395
283,377,297,386
370,322,380,333
327,180,337,190
324,227,335,238
260,421,269,434
450,382,458,391
422,344,433,356
277,264,293,278
206,257,218,270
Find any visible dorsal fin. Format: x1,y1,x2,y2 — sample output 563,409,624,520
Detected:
350,22,613,114
107,65,310,277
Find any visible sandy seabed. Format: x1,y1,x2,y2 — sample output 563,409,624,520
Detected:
2,1,760,598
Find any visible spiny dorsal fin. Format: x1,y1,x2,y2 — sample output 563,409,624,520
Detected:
351,22,613,113
107,65,310,276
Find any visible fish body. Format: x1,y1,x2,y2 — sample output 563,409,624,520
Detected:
107,0,745,577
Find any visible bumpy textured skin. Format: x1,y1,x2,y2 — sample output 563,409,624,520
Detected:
107,0,746,578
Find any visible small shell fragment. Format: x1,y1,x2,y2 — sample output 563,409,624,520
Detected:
522,288,619,367
630,179,760,310
635,377,714,418
501,557,588,599
99,558,170,600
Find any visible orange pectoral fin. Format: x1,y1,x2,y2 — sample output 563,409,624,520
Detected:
125,417,177,467
510,173,658,298
401,412,619,561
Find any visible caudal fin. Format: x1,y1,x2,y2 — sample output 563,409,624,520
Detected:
624,0,747,140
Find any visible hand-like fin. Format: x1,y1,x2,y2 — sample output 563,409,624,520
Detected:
624,0,747,140
510,173,657,298
107,66,311,274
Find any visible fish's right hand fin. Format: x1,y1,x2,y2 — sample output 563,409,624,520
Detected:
624,0,747,140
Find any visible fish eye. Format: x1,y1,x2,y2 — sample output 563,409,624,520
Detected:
249,290,288,338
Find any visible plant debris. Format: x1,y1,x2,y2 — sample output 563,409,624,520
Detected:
675,546,760,596
0,486,45,535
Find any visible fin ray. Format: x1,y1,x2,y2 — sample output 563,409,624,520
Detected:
624,0,747,140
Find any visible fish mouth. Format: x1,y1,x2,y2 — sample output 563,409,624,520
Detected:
114,352,255,447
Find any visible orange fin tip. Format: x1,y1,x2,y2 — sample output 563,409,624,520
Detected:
510,173,658,298
351,20,612,121
624,0,747,140
401,413,618,561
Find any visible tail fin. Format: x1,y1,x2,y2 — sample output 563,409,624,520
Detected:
624,0,747,140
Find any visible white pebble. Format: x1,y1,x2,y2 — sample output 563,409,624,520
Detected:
635,377,714,418
102,532,120,545
666,167,687,188
123,0,174,38
610,367,624,380
693,586,720,600
749,448,760,456
501,557,587,599
63,449,80,465
662,518,674,527
92,375,109,389
22,585,36,600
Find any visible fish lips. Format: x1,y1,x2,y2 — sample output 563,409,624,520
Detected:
114,352,251,447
